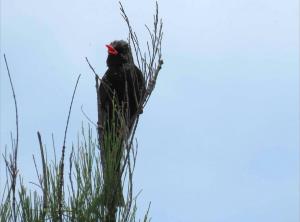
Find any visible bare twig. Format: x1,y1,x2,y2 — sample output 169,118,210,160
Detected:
58,74,81,222
3,54,19,160
85,57,100,79
4,54,19,222
81,105,97,127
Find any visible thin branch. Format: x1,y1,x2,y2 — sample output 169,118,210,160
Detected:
62,74,81,150
85,57,100,79
3,54,19,161
4,54,19,222
58,74,81,222
81,105,97,128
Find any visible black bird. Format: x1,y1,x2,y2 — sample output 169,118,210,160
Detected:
99,40,145,131
99,40,145,212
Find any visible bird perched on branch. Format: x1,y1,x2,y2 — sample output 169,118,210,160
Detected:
100,40,146,131
99,40,145,212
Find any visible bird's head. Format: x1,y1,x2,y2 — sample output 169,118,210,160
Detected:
106,40,132,67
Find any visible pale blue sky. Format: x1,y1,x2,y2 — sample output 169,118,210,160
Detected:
1,0,299,221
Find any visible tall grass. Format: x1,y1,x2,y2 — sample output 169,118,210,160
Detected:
1,125,149,222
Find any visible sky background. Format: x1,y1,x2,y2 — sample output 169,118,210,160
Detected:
1,0,299,221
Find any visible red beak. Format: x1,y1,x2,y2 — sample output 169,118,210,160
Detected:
105,44,118,55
